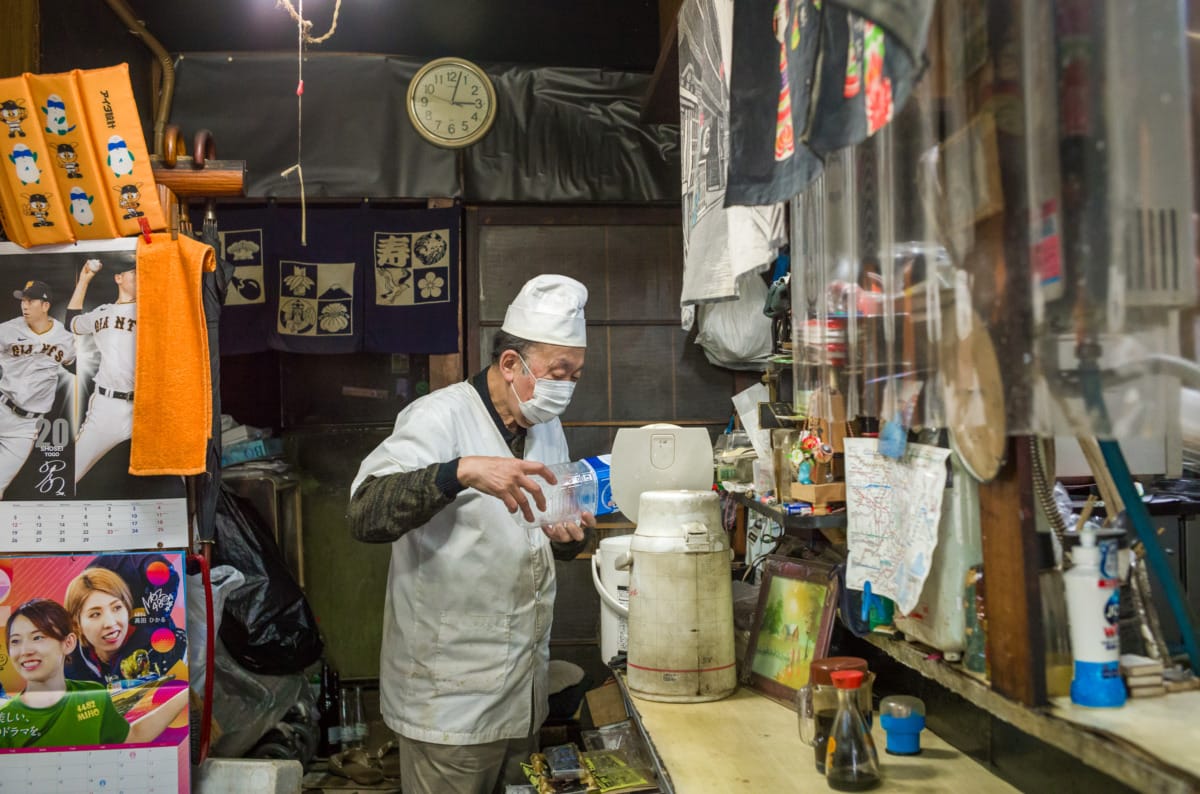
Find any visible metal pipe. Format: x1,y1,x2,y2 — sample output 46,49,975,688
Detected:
103,0,175,157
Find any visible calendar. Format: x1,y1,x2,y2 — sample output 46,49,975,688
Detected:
0,499,188,553
0,552,190,793
0,239,184,505
0,744,187,793
2,233,193,791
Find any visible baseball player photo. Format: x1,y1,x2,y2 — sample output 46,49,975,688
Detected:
67,257,136,484
0,280,76,498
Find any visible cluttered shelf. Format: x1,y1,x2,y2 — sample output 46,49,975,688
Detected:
726,490,847,533
862,634,1200,794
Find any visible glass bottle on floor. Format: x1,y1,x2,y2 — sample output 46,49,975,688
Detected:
339,687,357,750
352,686,367,746
825,669,880,791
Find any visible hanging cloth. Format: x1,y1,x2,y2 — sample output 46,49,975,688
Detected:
725,0,825,207
130,232,217,475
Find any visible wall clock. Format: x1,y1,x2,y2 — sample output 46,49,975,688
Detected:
406,57,497,148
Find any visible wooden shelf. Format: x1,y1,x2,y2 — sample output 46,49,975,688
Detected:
728,490,847,533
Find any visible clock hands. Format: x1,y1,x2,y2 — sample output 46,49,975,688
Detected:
449,71,462,105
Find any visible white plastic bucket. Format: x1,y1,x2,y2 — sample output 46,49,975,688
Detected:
591,534,633,665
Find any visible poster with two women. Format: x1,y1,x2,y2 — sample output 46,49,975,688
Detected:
0,552,189,791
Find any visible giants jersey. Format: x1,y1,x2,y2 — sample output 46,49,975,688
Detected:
71,302,136,392
0,317,76,413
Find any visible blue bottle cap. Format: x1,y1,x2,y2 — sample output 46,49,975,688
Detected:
879,712,925,755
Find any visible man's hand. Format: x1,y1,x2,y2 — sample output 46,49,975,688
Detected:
457,456,557,523
540,510,595,543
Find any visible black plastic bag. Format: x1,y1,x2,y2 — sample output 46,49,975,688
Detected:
212,484,323,674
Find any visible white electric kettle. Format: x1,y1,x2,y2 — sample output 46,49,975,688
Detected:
623,490,737,702
592,425,736,702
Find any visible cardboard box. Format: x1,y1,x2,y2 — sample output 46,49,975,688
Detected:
789,481,846,506
585,680,628,727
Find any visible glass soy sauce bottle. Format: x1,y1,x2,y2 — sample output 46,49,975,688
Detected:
825,669,881,791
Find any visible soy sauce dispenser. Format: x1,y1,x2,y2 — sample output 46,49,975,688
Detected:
825,669,880,791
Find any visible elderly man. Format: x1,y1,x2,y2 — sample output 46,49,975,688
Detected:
348,274,595,794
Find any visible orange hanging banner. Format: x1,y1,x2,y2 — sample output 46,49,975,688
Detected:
74,64,166,238
23,70,125,240
0,74,75,246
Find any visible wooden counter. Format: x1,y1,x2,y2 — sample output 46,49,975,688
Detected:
865,634,1200,793
622,681,1018,793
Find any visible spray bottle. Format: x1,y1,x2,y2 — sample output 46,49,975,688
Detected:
1063,526,1126,707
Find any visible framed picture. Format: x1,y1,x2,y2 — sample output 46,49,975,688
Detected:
742,554,840,707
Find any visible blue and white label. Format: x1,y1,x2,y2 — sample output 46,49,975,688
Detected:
584,454,615,516
1098,538,1120,580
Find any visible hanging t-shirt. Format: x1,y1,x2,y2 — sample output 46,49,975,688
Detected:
0,680,130,749
361,205,460,354
678,0,786,319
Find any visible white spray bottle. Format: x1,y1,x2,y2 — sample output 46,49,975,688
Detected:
1064,526,1126,707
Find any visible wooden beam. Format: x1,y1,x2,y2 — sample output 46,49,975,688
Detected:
151,159,246,198
640,15,679,125
980,435,1046,706
0,0,37,78
658,0,684,46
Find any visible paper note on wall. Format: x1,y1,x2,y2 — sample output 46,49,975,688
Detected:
844,438,950,614
731,382,771,463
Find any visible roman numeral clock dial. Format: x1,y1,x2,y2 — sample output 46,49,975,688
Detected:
406,57,498,148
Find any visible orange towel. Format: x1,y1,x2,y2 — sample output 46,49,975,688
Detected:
130,232,216,475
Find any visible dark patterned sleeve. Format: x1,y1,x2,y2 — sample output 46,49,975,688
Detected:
550,522,595,561
348,464,455,544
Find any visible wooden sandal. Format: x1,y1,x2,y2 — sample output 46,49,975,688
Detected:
329,747,384,785
376,740,401,779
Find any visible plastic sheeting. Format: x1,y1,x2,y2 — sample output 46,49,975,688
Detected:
787,0,1196,470
168,52,678,202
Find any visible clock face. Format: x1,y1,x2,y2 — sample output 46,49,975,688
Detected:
407,58,497,148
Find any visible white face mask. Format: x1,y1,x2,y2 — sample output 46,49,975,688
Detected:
512,353,575,424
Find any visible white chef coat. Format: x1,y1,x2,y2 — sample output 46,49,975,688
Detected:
351,380,569,745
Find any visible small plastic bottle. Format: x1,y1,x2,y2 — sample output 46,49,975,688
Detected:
1064,526,1126,708
511,455,614,529
825,669,880,791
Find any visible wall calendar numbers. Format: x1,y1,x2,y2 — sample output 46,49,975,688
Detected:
0,744,186,792
0,499,188,552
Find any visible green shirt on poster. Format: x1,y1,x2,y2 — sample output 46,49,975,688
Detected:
0,679,130,749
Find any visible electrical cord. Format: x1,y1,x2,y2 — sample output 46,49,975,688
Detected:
1030,436,1067,540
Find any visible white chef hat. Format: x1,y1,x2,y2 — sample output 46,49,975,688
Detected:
501,275,588,348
